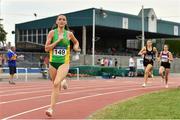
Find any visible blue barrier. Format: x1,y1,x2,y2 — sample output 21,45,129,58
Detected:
2,68,45,73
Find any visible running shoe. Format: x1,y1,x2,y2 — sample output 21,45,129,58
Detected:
149,73,154,78
142,83,146,87
45,108,53,117
61,79,68,90
9,81,16,85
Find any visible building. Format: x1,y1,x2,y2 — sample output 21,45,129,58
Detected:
15,8,180,54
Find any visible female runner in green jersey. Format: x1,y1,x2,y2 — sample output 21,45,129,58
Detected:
45,14,80,117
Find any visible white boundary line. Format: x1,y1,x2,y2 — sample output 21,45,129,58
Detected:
0,84,50,90
0,82,125,93
0,84,141,105
0,83,139,97
0,86,50,93
2,85,166,120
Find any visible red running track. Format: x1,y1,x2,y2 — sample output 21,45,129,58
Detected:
0,76,180,119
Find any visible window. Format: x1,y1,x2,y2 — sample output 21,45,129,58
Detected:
126,39,139,49
43,35,47,44
33,29,36,34
43,29,46,34
19,30,23,35
17,30,22,42
28,35,32,42
24,35,27,41
24,30,27,35
19,35,23,42
33,36,36,43
27,29,32,42
28,30,32,35
122,17,128,29
48,28,51,32
38,35,42,44
32,29,37,43
38,29,42,34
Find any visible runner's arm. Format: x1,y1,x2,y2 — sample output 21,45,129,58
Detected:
45,30,62,52
157,51,162,62
153,47,158,60
168,52,173,61
138,47,146,56
69,32,81,52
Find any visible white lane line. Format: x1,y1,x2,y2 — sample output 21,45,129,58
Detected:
0,83,137,97
0,83,49,90
0,83,49,88
0,85,141,104
0,85,103,97
0,87,50,93
0,83,91,93
2,85,167,120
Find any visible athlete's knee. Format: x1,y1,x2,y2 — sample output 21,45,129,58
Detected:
53,81,60,88
165,71,169,76
144,69,149,74
159,70,163,75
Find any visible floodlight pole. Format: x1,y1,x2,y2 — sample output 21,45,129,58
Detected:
92,9,95,66
142,5,145,48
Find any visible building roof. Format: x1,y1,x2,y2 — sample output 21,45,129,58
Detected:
138,8,152,17
15,8,180,37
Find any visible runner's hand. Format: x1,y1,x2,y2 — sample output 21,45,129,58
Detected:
142,51,147,55
58,34,64,42
73,44,81,52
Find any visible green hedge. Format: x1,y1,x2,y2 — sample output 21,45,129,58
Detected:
153,68,159,76
70,66,101,76
69,66,129,77
136,68,159,76
69,65,159,77
165,40,180,57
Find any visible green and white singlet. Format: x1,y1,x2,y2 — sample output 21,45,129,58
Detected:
49,29,70,65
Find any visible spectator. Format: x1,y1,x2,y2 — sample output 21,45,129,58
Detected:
7,47,17,84
112,47,116,55
39,56,44,71
108,48,111,54
0,54,3,73
2,54,7,67
115,58,118,67
128,55,135,77
104,57,109,67
44,55,49,68
97,59,101,65
108,58,113,67
100,58,104,66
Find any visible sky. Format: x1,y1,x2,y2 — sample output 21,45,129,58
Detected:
1,0,180,46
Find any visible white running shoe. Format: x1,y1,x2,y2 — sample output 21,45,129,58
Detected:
151,74,154,78
165,84,169,88
45,108,53,117
142,83,146,87
61,79,68,90
161,75,165,83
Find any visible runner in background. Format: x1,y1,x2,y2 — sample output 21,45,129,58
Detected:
138,40,158,87
158,44,173,88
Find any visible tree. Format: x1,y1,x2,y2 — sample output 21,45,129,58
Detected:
165,39,180,57
0,24,7,47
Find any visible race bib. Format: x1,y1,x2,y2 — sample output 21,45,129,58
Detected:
161,56,168,62
53,47,67,56
145,55,152,60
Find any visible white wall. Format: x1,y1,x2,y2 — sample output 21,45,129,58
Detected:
148,9,157,33
70,54,180,73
